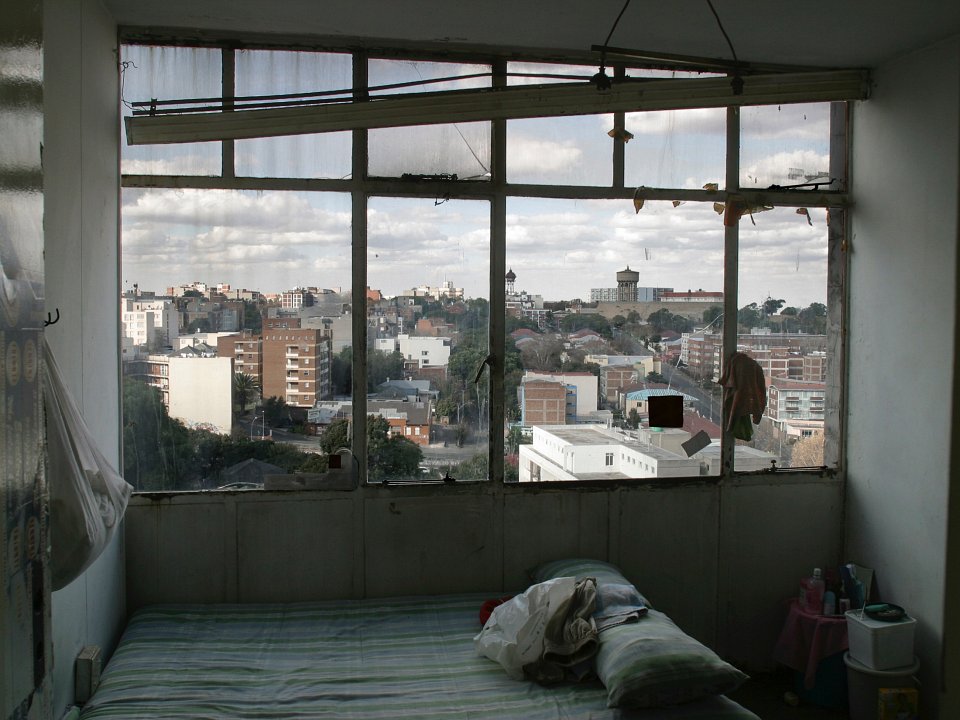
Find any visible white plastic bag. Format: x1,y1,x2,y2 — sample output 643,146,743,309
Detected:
44,341,132,590
474,576,576,680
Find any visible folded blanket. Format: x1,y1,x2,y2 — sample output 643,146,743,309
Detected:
594,583,648,632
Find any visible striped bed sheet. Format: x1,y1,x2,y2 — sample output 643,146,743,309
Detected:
79,593,759,720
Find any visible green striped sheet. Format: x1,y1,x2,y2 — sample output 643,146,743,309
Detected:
80,594,759,719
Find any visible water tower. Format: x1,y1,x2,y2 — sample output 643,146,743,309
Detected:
616,266,640,302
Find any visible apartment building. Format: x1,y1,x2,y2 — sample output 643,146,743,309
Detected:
120,297,180,349
262,328,332,408
766,378,827,432
397,334,451,369
218,331,263,389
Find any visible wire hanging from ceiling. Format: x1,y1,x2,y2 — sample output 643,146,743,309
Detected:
592,0,632,91
705,0,744,94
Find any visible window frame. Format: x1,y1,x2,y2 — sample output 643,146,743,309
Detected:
119,38,848,488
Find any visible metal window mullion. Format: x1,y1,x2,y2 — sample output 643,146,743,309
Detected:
352,51,369,482
720,106,740,476
222,48,235,179
489,60,507,483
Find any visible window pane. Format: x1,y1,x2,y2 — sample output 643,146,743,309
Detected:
734,206,831,470
740,102,831,189
234,49,352,179
624,108,726,189
367,197,489,482
121,45,221,176
507,115,613,186
368,59,491,179
506,198,723,481
120,188,351,491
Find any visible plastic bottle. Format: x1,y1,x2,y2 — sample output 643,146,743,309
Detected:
823,590,836,616
799,568,826,614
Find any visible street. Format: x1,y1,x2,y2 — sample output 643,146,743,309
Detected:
661,363,722,426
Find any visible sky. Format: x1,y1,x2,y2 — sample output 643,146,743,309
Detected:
120,49,833,310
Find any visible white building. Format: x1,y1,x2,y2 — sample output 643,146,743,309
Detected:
121,297,180,348
518,425,701,481
141,354,234,434
397,334,451,369
767,378,826,431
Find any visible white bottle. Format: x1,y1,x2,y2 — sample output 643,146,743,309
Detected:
799,568,825,614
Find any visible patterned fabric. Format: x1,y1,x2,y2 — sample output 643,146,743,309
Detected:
596,610,749,709
530,558,636,589
80,594,758,719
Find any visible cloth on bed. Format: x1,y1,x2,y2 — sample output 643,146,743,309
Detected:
80,594,761,720
594,582,649,632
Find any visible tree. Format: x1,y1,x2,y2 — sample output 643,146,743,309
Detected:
366,349,404,390
320,419,350,454
702,305,724,328
519,335,564,371
262,396,291,427
187,318,212,333
434,397,457,422
790,434,824,467
763,297,786,316
798,302,828,334
234,372,260,413
367,415,423,480
559,313,612,338
331,347,352,396
122,379,196,491
627,408,640,430
243,300,263,333
737,302,763,330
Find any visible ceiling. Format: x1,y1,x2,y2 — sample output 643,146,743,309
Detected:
103,0,960,70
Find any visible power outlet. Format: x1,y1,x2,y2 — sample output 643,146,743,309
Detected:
75,645,102,704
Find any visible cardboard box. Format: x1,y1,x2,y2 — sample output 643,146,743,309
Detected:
878,687,918,720
845,610,916,670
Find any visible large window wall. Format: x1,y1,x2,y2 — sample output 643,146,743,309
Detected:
119,41,848,490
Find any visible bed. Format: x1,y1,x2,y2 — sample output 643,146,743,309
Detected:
80,562,759,719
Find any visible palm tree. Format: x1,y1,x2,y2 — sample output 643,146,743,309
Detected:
234,372,260,414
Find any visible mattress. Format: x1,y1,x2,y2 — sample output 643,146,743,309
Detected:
79,593,759,719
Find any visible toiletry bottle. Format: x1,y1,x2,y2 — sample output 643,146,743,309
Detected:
800,568,825,614
823,589,836,616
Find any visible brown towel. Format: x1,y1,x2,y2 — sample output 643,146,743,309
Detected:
719,352,766,436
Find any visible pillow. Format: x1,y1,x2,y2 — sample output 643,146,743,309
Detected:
595,609,748,708
529,558,634,588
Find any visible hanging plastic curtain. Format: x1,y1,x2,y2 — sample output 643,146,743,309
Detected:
44,340,132,590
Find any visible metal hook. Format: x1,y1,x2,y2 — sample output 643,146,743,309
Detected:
44,308,60,327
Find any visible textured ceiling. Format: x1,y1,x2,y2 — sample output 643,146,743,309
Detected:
104,0,960,69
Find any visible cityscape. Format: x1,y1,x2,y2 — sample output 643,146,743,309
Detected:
120,264,829,491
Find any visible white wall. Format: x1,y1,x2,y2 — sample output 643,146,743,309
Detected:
847,35,959,717
43,0,124,715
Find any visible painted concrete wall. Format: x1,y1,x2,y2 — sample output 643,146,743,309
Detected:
126,476,842,670
847,35,959,717
43,0,124,716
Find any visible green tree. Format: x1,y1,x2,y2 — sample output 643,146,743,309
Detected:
367,415,423,480
331,346,352,396
627,408,641,430
702,305,724,328
187,317,212,333
243,300,263,333
122,379,196,491
559,313,612,338
737,302,763,329
234,372,260,413
763,297,786,316
798,302,827,334
262,396,291,427
320,419,351,454
367,349,404,390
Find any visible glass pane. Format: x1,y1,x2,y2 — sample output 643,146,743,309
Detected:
624,107,726,189
367,197,489,482
740,102,831,189
121,45,221,175
507,61,596,86
235,49,352,179
368,59,491,179
120,187,352,491
506,198,723,481
507,115,613,186
734,206,831,470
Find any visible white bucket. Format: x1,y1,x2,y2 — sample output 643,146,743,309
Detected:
844,651,919,720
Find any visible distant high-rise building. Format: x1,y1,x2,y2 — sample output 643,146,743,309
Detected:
261,328,332,407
